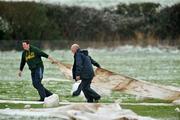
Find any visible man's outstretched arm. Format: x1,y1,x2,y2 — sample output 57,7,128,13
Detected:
48,56,58,64
89,56,101,68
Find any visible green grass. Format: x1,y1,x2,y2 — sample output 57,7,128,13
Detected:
122,105,180,120
0,80,173,103
0,103,43,109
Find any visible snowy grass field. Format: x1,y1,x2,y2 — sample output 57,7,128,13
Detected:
0,46,180,119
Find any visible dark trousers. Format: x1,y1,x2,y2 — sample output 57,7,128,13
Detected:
73,78,101,103
31,67,52,100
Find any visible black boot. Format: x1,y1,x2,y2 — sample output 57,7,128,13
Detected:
94,96,101,103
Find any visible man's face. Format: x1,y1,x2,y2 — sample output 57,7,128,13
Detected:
71,47,77,55
22,42,30,50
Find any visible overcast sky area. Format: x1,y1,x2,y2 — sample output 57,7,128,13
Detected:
2,0,180,8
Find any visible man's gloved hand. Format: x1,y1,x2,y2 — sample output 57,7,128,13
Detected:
18,70,22,77
76,76,80,81
95,63,101,68
51,60,58,64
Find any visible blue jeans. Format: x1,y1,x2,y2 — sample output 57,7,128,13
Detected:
31,67,52,100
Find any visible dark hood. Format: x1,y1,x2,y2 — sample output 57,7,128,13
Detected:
80,50,89,56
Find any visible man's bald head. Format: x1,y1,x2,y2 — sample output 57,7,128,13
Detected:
71,44,80,54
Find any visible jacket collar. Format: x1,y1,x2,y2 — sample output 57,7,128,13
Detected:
74,48,81,57
77,48,81,53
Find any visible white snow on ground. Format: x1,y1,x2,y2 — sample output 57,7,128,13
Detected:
88,45,180,54
1,45,180,81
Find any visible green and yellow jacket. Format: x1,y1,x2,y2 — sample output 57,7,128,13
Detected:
19,45,49,71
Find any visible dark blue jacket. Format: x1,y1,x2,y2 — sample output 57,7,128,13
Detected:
72,49,100,80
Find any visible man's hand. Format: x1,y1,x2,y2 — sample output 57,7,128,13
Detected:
51,60,58,64
48,56,58,64
96,67,101,70
18,70,22,77
76,76,80,81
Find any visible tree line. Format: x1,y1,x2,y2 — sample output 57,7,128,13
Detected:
0,1,180,49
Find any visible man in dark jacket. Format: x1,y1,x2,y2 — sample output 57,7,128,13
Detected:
71,44,101,103
18,40,56,101
72,50,101,96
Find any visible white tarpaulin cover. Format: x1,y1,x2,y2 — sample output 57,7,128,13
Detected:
57,62,180,102
0,103,155,120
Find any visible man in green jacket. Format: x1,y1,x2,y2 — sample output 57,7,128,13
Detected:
18,40,56,101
